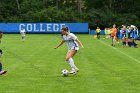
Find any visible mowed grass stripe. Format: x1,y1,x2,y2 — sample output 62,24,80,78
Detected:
87,36,140,92
75,35,139,92
98,37,140,64
0,34,140,93
4,41,48,75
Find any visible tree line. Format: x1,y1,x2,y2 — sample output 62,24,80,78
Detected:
0,0,139,29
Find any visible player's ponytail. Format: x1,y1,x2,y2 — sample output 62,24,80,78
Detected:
61,26,69,32
61,26,70,37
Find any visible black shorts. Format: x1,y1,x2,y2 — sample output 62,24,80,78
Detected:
97,33,100,35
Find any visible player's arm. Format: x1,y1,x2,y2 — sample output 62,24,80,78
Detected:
20,30,22,34
24,29,26,34
71,34,84,48
76,39,84,48
54,39,65,49
0,33,3,39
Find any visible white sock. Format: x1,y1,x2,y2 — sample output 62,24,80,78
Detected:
68,58,77,70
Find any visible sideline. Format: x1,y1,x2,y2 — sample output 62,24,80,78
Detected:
98,40,140,64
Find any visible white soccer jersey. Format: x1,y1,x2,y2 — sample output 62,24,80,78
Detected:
20,29,25,33
20,29,26,36
62,33,79,50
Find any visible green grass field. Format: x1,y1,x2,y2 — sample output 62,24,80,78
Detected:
0,34,140,93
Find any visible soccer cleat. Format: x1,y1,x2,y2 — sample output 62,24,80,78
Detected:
0,71,7,75
69,70,76,74
75,68,79,72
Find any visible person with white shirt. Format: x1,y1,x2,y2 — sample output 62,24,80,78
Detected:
20,28,26,42
54,27,84,74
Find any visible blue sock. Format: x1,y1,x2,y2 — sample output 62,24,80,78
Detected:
0,63,2,72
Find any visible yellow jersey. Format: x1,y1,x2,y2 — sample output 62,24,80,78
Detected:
96,28,101,33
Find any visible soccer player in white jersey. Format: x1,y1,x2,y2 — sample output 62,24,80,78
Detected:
54,27,84,74
20,28,26,42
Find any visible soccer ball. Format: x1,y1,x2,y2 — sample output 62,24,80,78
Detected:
61,69,69,77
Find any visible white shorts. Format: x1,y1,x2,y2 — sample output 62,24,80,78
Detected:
21,33,25,37
68,46,79,51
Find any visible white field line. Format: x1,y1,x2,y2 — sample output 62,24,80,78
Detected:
98,40,140,64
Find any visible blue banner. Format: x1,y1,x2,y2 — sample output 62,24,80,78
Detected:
89,30,105,35
0,23,88,33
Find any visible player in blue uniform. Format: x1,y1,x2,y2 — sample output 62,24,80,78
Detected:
0,49,7,75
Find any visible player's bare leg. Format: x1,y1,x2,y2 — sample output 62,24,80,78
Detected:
66,50,79,74
0,62,7,75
